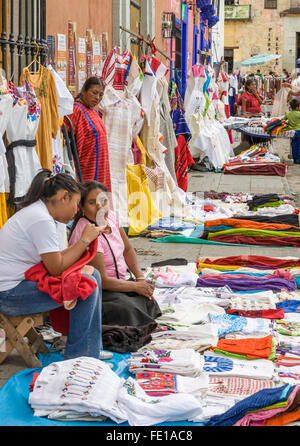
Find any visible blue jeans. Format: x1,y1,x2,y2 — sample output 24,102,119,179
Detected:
0,269,103,360
292,130,300,164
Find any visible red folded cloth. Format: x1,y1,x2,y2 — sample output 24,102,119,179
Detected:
25,239,98,335
226,309,285,320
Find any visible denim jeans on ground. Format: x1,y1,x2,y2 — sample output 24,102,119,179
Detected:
0,269,103,360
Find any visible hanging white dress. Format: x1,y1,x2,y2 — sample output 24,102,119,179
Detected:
6,81,41,199
0,90,13,193
48,65,74,174
100,84,143,227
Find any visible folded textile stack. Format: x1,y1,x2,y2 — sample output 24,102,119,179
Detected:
128,349,204,377
264,119,292,137
138,324,219,353
28,356,205,426
223,146,288,176
207,383,299,426
153,286,233,307
155,302,225,328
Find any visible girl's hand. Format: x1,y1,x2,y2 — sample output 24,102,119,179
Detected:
81,223,103,244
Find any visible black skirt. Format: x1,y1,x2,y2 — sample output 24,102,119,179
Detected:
102,290,162,327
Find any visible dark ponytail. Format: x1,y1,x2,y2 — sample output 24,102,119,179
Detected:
69,181,108,237
19,169,82,209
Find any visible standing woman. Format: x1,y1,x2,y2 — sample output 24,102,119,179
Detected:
0,169,107,361
66,77,112,192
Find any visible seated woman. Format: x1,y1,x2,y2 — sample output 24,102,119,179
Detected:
69,181,162,327
0,169,111,361
238,78,264,116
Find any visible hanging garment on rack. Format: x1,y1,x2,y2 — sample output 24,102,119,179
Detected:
158,78,178,183
126,164,162,236
169,81,194,192
139,81,192,220
100,85,143,226
66,101,112,191
0,86,14,229
101,48,133,91
184,64,207,125
21,66,59,171
6,80,41,203
48,65,74,174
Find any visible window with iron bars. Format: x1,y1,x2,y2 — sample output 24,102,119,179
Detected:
0,0,47,83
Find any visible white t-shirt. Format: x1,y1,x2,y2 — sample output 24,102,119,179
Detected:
0,200,67,291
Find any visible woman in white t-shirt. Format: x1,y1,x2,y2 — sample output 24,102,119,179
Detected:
0,169,108,360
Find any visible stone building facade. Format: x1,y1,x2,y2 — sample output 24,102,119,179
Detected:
224,0,300,75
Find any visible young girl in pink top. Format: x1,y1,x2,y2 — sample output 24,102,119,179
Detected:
69,181,161,327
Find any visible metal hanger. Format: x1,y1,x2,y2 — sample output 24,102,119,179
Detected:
25,41,43,72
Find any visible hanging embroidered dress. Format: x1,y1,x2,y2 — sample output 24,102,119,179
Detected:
21,66,59,171
66,101,112,191
169,81,194,192
6,80,41,203
100,51,144,226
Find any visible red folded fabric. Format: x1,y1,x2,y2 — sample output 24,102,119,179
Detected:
226,309,285,320
208,234,300,247
25,239,98,335
200,256,300,269
223,163,288,177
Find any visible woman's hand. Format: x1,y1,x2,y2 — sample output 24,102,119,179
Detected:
81,265,95,275
134,281,155,300
81,223,104,244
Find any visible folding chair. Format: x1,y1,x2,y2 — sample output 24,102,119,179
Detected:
0,312,50,368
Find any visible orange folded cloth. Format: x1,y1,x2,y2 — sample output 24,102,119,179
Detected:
265,407,300,426
205,218,299,232
211,335,273,359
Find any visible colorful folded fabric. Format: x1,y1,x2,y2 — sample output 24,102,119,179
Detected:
208,384,294,426
207,234,300,247
197,275,296,292
210,336,273,360
200,256,300,269
226,309,285,320
204,218,299,232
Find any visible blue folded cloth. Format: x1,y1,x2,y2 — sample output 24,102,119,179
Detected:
208,384,294,426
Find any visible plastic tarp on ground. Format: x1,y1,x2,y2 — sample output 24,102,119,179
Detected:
0,351,205,427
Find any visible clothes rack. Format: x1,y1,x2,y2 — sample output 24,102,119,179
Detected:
119,26,172,62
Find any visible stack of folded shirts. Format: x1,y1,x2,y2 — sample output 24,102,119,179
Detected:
137,324,219,353
128,349,204,377
208,313,273,338
203,351,275,380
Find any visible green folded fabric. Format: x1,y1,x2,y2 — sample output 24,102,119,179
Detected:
207,228,300,239
251,200,284,211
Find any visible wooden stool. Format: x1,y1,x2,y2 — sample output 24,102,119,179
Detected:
0,312,50,368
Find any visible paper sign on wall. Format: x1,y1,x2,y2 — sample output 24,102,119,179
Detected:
57,33,67,83
68,21,77,92
78,37,87,91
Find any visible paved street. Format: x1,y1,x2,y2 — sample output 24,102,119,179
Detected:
1,136,299,389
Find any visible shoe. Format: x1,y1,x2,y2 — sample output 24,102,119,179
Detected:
108,363,114,369
99,351,114,360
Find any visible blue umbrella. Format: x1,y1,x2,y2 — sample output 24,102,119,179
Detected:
241,54,281,67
